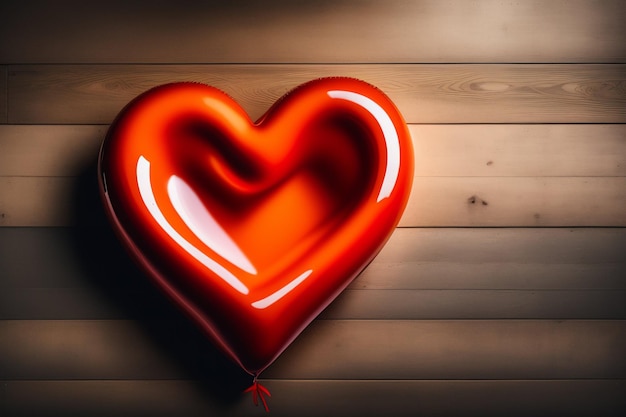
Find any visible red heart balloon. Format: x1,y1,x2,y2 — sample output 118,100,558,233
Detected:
99,78,413,376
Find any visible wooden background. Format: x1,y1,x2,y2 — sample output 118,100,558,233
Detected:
1,1,625,415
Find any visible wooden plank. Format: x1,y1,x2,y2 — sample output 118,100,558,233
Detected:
413,124,626,177
322,289,626,319
372,228,626,265
7,64,626,124
0,125,105,176
0,177,74,226
1,228,624,289
2,175,624,227
269,320,626,380
1,379,624,417
1,288,624,320
1,0,625,64
0,320,624,380
357,263,626,290
402,176,626,227
2,124,625,177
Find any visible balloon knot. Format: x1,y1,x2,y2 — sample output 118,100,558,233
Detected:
244,377,271,412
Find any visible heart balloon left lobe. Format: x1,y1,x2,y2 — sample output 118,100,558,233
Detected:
98,78,413,375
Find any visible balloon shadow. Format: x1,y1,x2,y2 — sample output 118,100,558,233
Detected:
68,152,251,406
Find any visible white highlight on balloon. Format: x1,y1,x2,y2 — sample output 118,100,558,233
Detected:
327,90,400,202
136,156,249,295
251,269,313,309
167,175,257,275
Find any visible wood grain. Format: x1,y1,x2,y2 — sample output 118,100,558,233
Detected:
7,64,626,124
0,177,74,226
2,228,624,290
0,320,624,380
402,176,626,227
0,125,106,176
357,263,626,290
373,228,626,265
1,0,625,64
2,175,623,227
1,288,624,320
413,124,626,177
321,289,626,319
2,124,625,177
2,379,624,417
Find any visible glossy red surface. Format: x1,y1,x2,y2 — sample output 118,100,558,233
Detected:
99,78,413,375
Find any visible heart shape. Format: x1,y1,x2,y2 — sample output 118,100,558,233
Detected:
99,78,413,376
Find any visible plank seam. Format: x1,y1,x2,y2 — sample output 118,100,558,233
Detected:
2,122,626,126
5,62,626,66
2,377,625,382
